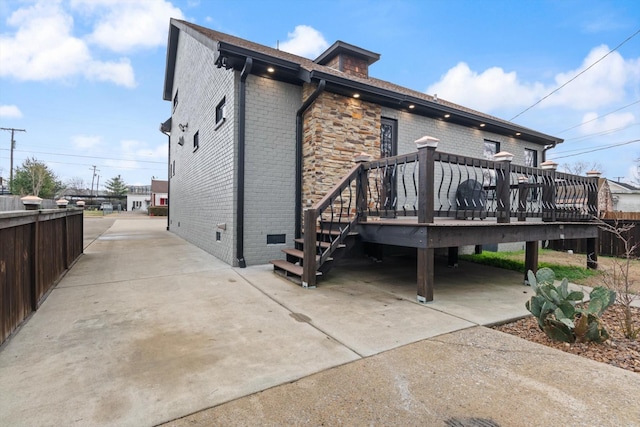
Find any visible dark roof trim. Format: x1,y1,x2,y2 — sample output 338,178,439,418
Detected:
314,40,380,66
163,23,180,101
309,70,562,146
215,41,310,83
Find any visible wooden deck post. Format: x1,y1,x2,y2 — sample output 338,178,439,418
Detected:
302,208,318,288
587,237,598,270
416,136,438,224
494,151,513,224
541,160,558,222
354,153,372,222
415,136,439,303
524,241,539,284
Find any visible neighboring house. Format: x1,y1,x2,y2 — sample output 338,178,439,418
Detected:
608,180,640,212
127,185,151,211
162,19,564,266
150,180,168,207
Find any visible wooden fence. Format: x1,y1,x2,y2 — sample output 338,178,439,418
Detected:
548,216,640,257
0,209,83,345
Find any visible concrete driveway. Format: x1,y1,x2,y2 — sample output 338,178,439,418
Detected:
1,218,638,427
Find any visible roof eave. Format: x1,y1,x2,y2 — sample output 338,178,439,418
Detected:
310,70,562,146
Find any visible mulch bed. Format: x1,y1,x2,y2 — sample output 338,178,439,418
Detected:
494,304,640,373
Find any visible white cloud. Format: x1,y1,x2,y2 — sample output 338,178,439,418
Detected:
278,25,328,59
427,45,640,114
426,62,544,112
0,105,23,118
72,0,184,53
580,111,636,135
0,1,135,87
72,134,102,149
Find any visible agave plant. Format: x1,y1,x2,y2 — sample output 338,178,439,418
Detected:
525,268,616,343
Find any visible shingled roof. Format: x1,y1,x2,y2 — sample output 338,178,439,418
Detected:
164,19,562,147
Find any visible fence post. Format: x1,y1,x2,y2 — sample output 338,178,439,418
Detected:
541,160,558,222
302,208,318,288
494,151,513,224
416,136,439,224
354,153,372,223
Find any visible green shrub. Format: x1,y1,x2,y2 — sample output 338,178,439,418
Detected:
525,268,616,343
148,206,168,216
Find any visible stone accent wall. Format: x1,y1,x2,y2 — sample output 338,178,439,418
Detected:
302,84,381,208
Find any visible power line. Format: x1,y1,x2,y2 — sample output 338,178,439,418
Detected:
510,28,640,121
0,148,166,164
555,99,640,135
549,139,640,160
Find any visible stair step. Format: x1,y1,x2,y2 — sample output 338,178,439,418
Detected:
294,238,331,249
282,248,325,263
270,259,322,277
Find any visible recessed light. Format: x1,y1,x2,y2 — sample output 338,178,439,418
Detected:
516,132,521,136
480,123,486,127
267,67,275,73
353,93,360,98
409,104,415,109
444,114,450,118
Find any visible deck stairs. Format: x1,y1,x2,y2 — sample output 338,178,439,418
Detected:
270,223,359,287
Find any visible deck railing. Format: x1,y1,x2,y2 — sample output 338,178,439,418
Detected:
0,209,83,345
301,144,598,286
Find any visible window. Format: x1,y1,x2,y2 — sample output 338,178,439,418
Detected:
173,90,178,111
193,131,199,152
160,197,168,206
483,140,500,160
524,148,537,167
215,97,226,126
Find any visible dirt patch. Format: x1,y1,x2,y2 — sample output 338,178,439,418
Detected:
495,304,640,374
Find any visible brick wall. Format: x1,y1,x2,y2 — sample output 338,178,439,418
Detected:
168,31,237,265
243,75,301,264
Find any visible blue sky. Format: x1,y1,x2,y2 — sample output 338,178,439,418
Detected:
1,0,639,191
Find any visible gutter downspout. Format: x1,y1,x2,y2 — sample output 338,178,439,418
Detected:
542,141,558,163
295,79,326,239
237,57,253,268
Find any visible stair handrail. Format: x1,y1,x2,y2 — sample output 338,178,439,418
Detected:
302,162,364,287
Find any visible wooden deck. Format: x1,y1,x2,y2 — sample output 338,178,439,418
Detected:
355,216,598,303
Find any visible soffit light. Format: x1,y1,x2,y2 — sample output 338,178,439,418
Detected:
267,66,275,73
479,123,486,127
444,114,450,118
408,104,415,109
353,93,360,98
516,132,521,136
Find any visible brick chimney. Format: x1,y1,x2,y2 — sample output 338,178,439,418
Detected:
314,41,380,79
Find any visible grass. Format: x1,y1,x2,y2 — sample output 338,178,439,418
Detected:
459,249,600,283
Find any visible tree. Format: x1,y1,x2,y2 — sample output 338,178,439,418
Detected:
65,176,86,193
10,157,61,198
560,161,604,176
104,175,128,196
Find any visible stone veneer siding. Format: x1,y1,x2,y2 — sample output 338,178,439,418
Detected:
302,84,381,209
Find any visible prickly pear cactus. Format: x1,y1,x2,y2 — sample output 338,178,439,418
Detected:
525,269,615,344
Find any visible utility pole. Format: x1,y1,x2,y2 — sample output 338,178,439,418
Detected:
1,127,27,185
90,165,97,197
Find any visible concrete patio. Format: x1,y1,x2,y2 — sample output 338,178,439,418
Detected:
0,217,638,426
